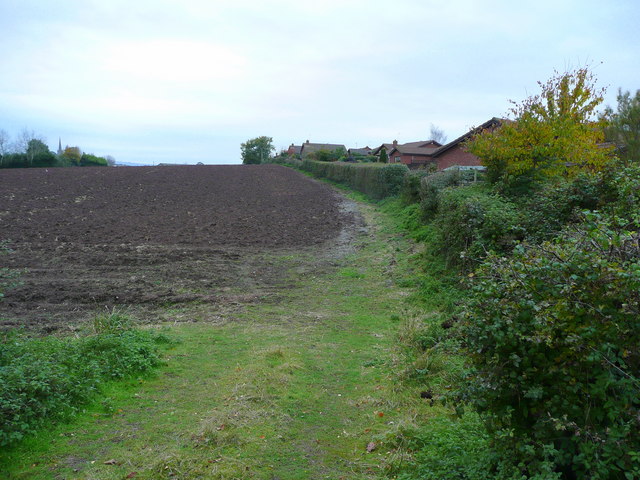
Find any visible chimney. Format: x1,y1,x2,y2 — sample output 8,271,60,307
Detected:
393,139,398,146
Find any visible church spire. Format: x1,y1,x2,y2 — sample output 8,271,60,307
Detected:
57,138,62,155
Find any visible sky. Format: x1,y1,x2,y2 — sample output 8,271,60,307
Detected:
0,0,639,165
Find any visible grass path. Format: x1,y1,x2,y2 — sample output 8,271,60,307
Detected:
2,200,438,480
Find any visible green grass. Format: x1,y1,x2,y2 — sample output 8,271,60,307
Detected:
0,196,485,479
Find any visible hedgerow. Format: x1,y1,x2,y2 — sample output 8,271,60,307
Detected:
300,160,409,199
459,213,640,478
0,320,170,447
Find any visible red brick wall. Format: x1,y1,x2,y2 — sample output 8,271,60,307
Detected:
435,145,482,170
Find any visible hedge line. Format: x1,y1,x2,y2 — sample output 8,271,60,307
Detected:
300,160,409,199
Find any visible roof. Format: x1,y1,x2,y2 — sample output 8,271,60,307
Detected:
348,147,373,156
374,140,441,156
432,117,503,157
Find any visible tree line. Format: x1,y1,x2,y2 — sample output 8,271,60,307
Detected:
0,128,115,169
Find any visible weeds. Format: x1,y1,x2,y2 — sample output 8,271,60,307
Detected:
0,315,170,447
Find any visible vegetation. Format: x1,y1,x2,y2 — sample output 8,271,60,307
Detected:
0,311,169,448
300,159,409,199
307,147,346,162
0,129,112,169
603,88,640,165
240,136,274,164
467,68,612,191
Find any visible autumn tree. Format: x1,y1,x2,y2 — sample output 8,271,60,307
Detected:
241,136,274,164
603,88,640,165
61,146,83,166
468,68,612,187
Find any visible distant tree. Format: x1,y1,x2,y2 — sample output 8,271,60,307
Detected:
429,124,448,144
468,68,612,187
379,147,388,163
241,136,274,164
0,129,9,156
603,88,640,165
26,139,51,166
61,146,83,166
80,153,108,167
104,155,116,166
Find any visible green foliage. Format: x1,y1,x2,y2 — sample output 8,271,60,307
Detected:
468,68,613,187
390,413,493,480
419,169,478,219
459,214,640,478
399,171,430,205
80,153,108,167
432,186,523,267
379,147,389,163
300,160,409,199
307,147,345,162
0,322,168,447
604,88,640,164
241,136,274,164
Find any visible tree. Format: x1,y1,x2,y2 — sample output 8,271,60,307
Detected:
603,88,640,165
241,136,274,164
26,139,52,166
0,129,9,156
429,124,448,144
468,68,612,186
379,147,388,163
61,146,82,166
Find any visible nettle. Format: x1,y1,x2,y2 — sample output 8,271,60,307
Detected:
459,213,640,479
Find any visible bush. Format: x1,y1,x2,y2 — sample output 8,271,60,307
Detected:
520,173,605,242
0,324,168,447
419,169,480,219
459,214,640,478
300,160,409,199
432,186,523,267
400,171,431,205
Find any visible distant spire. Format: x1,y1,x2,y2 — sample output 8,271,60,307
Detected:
57,138,62,155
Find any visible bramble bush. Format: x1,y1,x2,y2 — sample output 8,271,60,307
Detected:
459,213,640,479
0,317,170,447
432,185,524,268
418,169,480,219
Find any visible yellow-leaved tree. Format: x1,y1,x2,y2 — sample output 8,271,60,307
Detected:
468,68,613,186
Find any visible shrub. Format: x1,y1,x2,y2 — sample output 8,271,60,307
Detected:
300,160,409,199
0,325,168,447
432,186,523,267
520,173,605,241
419,169,480,219
399,171,430,205
459,214,640,478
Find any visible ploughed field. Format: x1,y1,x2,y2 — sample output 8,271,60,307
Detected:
0,165,356,332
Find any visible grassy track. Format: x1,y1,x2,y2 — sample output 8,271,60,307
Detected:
1,199,447,480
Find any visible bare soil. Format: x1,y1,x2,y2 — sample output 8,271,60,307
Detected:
0,165,362,333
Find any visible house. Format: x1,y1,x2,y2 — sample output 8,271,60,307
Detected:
375,118,502,170
347,146,373,157
286,143,302,157
430,118,502,170
299,140,347,158
386,140,442,168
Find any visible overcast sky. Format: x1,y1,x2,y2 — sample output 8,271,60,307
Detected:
1,0,638,165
